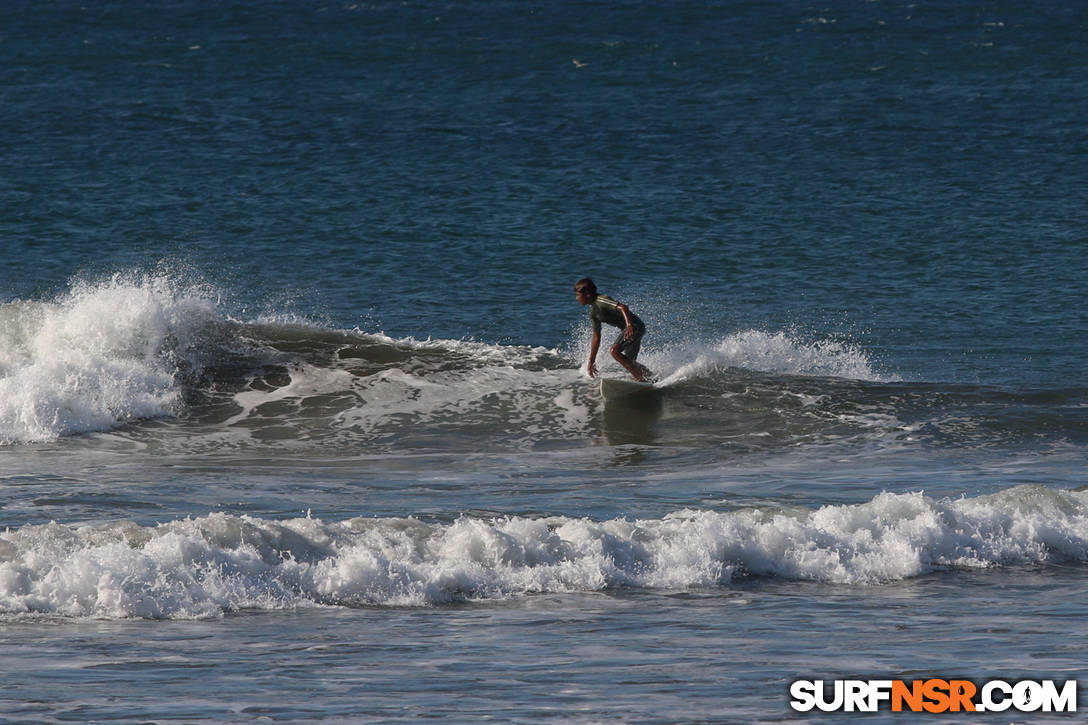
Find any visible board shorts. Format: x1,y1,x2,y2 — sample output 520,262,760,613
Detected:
611,319,645,361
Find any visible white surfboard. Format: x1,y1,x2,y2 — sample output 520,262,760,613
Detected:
599,377,659,401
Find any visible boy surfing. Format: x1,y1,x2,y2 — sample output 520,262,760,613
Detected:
574,277,653,382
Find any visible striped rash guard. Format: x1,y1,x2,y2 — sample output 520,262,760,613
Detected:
589,295,644,333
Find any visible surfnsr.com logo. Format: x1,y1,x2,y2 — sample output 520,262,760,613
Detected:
789,679,1078,713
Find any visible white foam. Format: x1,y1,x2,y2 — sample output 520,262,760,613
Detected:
2,485,1085,618
223,363,357,427
654,329,891,385
0,274,221,443
332,363,588,444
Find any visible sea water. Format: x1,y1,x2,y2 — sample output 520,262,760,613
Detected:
2,1,1087,722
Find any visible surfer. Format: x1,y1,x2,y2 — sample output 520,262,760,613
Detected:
574,277,653,382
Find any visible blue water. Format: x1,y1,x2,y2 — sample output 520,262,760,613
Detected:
2,1,1087,722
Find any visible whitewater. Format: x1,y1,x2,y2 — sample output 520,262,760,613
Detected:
4,486,1088,619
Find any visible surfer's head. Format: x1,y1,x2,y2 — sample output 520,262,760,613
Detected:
574,278,597,304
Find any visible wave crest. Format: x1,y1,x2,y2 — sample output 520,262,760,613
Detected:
0,274,223,443
2,486,1085,618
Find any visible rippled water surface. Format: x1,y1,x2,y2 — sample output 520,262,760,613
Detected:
2,0,1087,721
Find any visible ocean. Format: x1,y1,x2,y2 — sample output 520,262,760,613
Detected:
2,0,1087,722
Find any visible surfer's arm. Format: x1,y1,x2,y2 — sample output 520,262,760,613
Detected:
587,329,601,377
616,303,637,340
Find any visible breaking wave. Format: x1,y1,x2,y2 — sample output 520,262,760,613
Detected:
0,272,902,447
4,272,1083,454
2,485,1086,619
0,273,222,443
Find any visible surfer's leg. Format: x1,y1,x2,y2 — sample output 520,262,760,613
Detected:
611,335,651,382
610,344,649,381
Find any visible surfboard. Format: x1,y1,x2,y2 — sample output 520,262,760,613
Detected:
599,377,659,401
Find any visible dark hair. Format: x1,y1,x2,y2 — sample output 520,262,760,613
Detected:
575,277,597,295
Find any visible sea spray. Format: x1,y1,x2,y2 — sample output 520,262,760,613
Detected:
654,329,892,385
0,273,222,442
